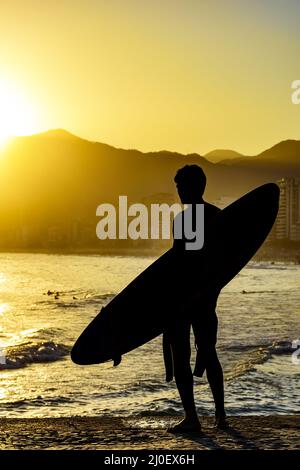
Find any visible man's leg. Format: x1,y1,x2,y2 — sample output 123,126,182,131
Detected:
168,321,201,432
193,310,227,429
205,349,227,428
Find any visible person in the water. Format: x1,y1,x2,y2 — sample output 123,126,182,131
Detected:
163,164,227,433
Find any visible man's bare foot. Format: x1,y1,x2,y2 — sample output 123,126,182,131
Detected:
214,413,228,429
168,416,202,433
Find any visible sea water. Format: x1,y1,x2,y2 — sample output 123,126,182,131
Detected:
0,253,299,417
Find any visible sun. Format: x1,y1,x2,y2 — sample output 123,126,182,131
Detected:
0,78,38,147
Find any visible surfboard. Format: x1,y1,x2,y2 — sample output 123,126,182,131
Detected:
71,183,279,366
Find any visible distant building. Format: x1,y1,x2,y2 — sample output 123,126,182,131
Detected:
275,178,300,241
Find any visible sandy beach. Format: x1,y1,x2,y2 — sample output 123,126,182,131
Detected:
0,416,298,450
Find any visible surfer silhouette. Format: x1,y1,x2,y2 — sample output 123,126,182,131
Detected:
163,164,227,433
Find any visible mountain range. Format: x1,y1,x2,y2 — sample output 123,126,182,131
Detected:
0,130,299,249
204,149,245,162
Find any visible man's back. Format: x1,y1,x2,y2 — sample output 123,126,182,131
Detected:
172,201,221,252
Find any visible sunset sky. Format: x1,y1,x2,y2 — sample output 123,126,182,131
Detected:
0,0,300,155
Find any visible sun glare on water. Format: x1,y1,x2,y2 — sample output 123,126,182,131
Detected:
0,77,38,148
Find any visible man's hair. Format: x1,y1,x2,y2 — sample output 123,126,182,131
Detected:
174,164,207,195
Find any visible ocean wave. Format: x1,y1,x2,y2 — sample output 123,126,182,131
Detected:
224,340,294,382
247,262,288,270
0,395,77,409
225,340,293,354
135,406,182,417
19,327,66,340
240,290,277,294
0,341,70,370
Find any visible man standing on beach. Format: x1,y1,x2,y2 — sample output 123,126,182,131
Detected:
163,165,227,433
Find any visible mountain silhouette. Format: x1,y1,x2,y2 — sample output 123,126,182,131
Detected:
220,140,300,167
0,130,299,250
204,149,245,163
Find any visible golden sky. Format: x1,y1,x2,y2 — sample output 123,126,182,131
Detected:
0,0,300,155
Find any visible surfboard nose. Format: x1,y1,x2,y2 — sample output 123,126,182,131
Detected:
71,334,100,365
71,307,114,365
70,341,88,365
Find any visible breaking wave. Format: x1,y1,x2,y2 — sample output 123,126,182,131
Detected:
0,341,70,370
223,340,294,381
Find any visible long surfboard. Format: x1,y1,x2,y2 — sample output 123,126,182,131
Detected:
71,183,279,366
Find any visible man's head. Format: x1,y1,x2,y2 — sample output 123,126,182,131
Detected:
174,164,206,203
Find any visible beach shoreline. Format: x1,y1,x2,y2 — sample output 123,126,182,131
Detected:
0,247,299,264
0,416,299,450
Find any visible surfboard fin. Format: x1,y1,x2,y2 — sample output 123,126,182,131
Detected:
113,354,122,367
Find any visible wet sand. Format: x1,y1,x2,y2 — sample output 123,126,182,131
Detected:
0,416,299,450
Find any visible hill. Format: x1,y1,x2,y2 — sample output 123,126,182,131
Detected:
221,140,300,169
204,149,245,163
0,131,299,250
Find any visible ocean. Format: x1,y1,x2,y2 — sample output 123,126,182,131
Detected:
0,253,299,417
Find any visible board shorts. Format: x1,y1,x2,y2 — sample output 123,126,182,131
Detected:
162,295,219,382
192,310,218,377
